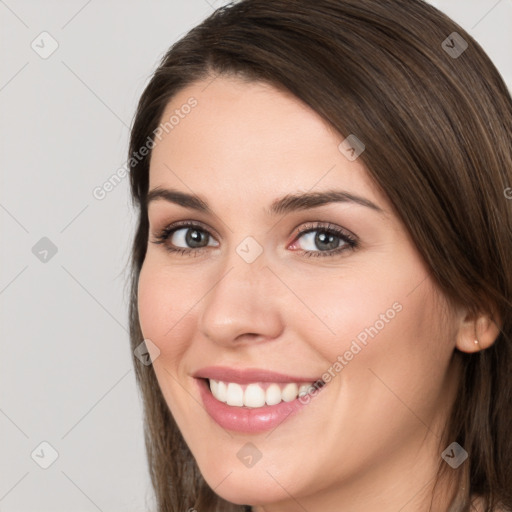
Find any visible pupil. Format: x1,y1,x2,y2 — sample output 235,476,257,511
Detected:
186,229,207,248
316,231,339,251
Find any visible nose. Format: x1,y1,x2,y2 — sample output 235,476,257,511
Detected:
198,246,284,347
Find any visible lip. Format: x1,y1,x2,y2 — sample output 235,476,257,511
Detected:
193,366,322,384
194,366,325,434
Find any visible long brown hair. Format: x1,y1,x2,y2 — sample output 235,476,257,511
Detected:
127,1,512,510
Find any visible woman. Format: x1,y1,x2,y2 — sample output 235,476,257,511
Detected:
127,0,512,510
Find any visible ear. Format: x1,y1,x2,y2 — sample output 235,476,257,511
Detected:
455,309,502,353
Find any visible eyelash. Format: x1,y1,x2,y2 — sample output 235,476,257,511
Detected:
151,220,358,258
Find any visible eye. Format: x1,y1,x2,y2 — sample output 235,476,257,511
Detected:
168,226,215,249
290,222,357,257
151,221,219,255
151,220,357,258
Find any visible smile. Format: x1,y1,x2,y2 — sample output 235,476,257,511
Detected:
194,367,325,433
209,379,319,407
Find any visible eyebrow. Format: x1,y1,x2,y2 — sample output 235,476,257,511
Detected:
146,188,384,216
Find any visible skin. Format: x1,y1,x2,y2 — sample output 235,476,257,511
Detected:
137,75,499,511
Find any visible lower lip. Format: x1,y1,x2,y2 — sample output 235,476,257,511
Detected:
196,378,322,433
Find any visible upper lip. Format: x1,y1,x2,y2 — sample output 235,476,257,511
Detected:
193,366,322,384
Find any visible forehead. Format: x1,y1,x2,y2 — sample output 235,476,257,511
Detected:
148,76,382,209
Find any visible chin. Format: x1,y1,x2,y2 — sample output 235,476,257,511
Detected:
202,472,287,506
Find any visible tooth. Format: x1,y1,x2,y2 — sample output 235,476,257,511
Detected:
210,379,318,407
226,382,244,406
265,383,282,406
216,380,227,402
298,383,312,397
282,383,298,402
244,383,266,408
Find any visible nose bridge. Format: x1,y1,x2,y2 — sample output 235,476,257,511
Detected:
216,232,273,296
198,238,283,344
214,249,267,300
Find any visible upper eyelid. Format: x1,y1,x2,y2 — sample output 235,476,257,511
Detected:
295,221,355,237
153,219,219,238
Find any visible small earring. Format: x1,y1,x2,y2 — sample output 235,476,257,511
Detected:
474,339,480,345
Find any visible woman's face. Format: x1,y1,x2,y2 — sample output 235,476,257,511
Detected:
138,76,460,508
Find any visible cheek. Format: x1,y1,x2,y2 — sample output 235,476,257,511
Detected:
285,256,421,364
320,268,453,435
137,259,195,363
289,250,452,404
137,260,201,429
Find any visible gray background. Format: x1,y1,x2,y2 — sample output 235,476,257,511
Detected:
1,1,511,510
